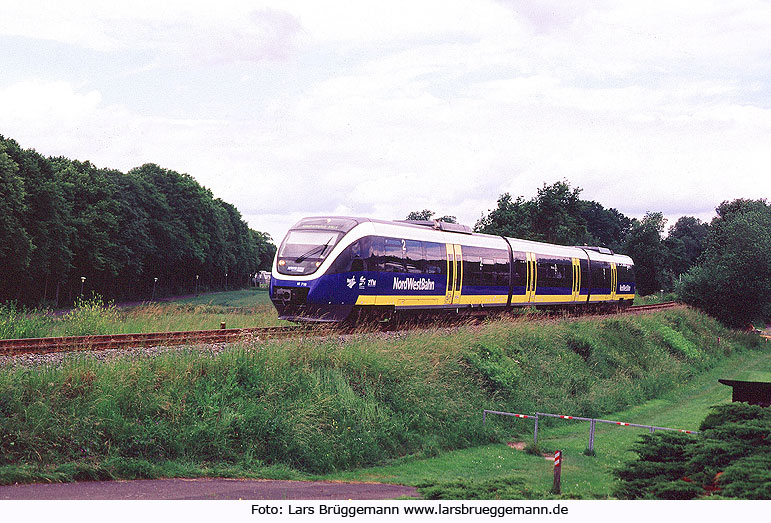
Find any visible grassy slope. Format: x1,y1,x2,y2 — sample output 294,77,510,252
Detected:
0,307,767,498
316,348,770,499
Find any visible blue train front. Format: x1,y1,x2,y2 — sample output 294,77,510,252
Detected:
269,217,451,322
270,216,636,322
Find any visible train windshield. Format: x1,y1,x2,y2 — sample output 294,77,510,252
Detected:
276,217,360,276
278,230,342,261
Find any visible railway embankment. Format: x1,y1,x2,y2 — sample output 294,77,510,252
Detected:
0,307,766,486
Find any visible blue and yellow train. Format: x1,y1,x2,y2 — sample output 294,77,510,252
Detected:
270,217,635,322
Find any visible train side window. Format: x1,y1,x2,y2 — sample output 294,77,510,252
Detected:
591,264,611,290
382,238,404,272
494,258,509,287
328,237,375,274
579,259,590,290
618,264,634,283
481,258,495,286
424,242,445,275
404,240,425,274
537,259,572,289
536,260,549,289
367,236,384,272
557,261,571,289
327,242,354,274
463,255,482,286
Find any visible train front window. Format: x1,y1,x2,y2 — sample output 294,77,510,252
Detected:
279,231,342,260
277,230,343,275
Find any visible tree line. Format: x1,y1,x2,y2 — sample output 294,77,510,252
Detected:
409,180,770,327
0,135,276,307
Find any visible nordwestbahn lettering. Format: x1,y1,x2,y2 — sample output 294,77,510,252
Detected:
392,277,436,291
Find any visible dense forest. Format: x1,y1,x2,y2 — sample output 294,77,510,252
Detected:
0,135,276,307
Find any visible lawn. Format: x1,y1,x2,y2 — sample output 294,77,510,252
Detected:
174,288,273,307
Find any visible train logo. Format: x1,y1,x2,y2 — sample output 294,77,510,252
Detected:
392,277,435,291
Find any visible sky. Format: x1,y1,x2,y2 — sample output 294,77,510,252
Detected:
1,0,770,244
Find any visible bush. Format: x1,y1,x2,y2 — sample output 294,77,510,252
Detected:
615,403,771,499
677,199,771,327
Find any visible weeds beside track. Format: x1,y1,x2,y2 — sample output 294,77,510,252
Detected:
0,302,681,357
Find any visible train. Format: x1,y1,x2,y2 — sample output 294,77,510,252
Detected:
270,216,635,322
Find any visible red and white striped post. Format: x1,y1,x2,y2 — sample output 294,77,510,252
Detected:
552,450,562,495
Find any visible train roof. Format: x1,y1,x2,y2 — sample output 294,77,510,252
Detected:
288,216,633,265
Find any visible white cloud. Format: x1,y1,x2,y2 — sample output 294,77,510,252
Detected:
0,81,102,123
1,1,770,243
0,1,303,64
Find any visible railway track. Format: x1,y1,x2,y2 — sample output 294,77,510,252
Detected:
0,325,313,356
0,302,681,357
625,301,680,312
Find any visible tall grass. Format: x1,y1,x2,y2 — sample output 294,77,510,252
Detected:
0,307,762,485
0,294,286,340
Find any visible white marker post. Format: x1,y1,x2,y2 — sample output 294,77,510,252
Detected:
552,450,562,495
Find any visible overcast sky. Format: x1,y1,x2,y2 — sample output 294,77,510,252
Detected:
1,1,769,243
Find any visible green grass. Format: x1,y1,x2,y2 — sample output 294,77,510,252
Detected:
175,288,273,307
0,290,285,340
0,307,766,498
731,370,771,382
634,292,677,305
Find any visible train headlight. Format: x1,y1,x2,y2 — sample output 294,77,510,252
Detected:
315,262,321,267
278,259,286,266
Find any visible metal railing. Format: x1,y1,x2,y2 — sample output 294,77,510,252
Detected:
483,409,699,453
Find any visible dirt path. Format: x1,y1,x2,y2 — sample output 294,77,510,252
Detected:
0,478,420,500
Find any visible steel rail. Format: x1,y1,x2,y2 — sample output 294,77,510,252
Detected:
0,301,681,357
626,301,679,312
0,325,313,356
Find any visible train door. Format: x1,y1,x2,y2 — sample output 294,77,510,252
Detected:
610,262,617,301
571,258,581,302
526,252,537,303
445,244,464,305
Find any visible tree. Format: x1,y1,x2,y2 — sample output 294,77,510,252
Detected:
52,158,124,298
405,210,457,223
623,212,668,296
475,181,618,246
580,201,632,252
664,216,708,277
2,139,75,305
677,199,771,327
474,193,534,238
406,209,435,221
0,139,34,292
252,231,277,271
530,180,588,244
0,134,277,305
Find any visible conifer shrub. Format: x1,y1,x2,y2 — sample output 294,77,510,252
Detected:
615,403,771,499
